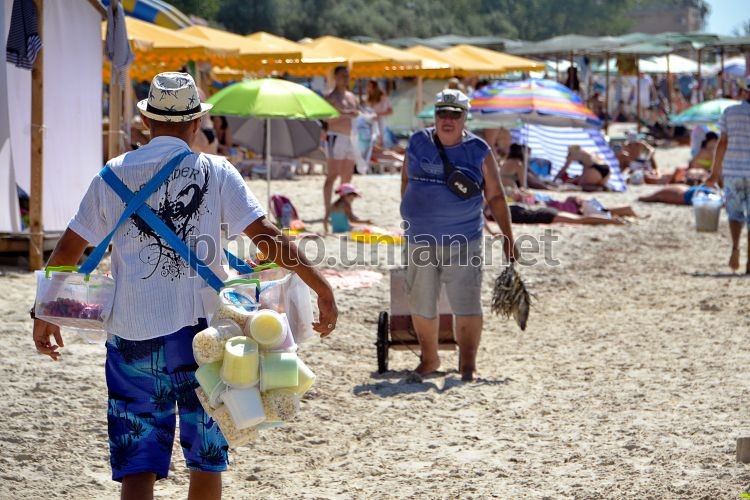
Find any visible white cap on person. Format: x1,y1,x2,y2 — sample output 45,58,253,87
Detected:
435,89,470,113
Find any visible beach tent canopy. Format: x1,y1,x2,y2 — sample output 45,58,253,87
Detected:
612,42,673,56
2,0,104,232
181,25,301,71
508,34,621,56
304,36,412,77
591,54,705,75
103,17,238,66
366,43,451,78
101,0,191,29
442,45,544,74
406,45,496,76
511,125,626,192
246,32,344,77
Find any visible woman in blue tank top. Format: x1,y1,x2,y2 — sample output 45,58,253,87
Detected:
399,89,516,382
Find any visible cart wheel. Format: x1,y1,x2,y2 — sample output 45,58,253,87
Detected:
376,311,389,373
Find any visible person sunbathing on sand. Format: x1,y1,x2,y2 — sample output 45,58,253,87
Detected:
638,184,715,205
554,145,611,191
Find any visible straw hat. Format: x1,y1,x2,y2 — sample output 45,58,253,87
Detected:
137,72,212,122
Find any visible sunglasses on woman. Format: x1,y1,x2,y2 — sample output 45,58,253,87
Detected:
435,109,464,120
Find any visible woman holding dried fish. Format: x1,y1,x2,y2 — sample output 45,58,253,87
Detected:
400,89,515,381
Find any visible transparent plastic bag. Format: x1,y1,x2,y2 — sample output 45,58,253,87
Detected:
35,266,115,341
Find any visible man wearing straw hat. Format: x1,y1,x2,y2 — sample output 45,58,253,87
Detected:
400,89,515,381
32,72,337,499
707,76,750,273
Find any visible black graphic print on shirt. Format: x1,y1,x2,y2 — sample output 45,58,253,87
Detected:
128,164,211,281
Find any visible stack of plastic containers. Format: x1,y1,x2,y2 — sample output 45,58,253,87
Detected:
193,283,316,448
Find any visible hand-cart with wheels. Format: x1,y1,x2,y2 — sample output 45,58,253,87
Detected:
376,267,456,373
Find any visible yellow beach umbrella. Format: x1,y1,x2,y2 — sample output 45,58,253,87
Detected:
246,32,345,77
406,44,495,76
305,36,406,77
366,42,450,78
442,44,544,74
180,25,301,71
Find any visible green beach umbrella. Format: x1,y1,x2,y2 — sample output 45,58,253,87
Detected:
207,78,339,211
670,98,740,126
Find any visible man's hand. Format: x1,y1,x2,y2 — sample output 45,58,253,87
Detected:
313,289,338,338
33,319,64,361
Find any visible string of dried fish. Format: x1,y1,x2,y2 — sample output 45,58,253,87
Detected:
491,263,532,331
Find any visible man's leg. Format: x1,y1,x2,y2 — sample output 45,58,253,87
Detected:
121,472,156,500
412,314,441,374
188,470,222,500
729,220,742,271
455,315,483,381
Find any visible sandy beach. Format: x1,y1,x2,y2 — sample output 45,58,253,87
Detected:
2,145,750,498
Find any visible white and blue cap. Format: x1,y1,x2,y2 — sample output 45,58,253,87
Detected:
435,89,470,113
739,75,750,91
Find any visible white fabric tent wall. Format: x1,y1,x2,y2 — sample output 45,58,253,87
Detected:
2,0,102,232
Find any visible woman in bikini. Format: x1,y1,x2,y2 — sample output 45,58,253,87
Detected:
554,145,611,190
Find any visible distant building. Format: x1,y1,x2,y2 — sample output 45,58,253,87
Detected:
628,4,706,34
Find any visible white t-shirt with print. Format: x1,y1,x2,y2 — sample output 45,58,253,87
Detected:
69,136,265,340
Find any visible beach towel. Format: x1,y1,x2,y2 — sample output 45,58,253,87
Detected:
105,0,134,85
320,269,383,290
6,0,42,70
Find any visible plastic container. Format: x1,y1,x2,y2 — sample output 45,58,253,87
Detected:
250,269,315,344
35,267,115,335
266,314,297,353
261,389,300,422
693,191,722,232
294,358,316,396
193,321,243,365
260,352,299,392
213,279,260,328
210,402,259,447
247,310,286,348
195,361,227,408
221,386,266,429
221,336,260,388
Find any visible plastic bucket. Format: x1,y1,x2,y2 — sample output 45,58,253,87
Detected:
693,192,722,233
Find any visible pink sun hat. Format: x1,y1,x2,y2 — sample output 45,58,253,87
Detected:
336,183,361,196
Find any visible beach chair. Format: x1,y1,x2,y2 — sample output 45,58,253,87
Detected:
375,267,456,373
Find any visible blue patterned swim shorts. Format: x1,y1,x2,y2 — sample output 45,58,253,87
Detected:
105,320,229,482
724,176,750,227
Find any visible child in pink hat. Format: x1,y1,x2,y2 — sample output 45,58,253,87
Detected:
329,184,373,233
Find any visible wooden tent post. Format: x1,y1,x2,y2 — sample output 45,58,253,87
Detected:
107,0,123,160
28,0,44,270
604,52,610,131
719,48,725,97
666,53,672,113
636,57,641,134
696,48,702,102
415,76,423,114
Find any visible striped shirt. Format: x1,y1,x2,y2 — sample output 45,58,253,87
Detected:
69,136,265,340
718,100,750,178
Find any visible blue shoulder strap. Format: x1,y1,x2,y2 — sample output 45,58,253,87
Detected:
224,249,256,275
79,151,192,275
98,164,225,292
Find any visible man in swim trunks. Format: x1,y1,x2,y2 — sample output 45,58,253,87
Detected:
32,72,338,499
324,65,359,233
